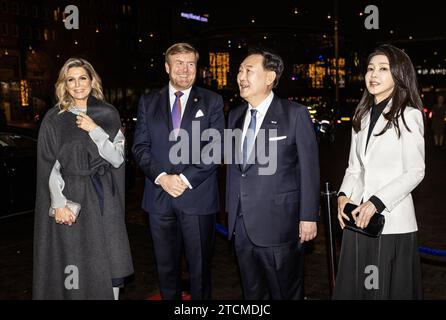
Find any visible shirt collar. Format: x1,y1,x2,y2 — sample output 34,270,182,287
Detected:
169,82,192,98
248,91,274,117
68,105,87,115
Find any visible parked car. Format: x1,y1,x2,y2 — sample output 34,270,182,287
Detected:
0,128,37,218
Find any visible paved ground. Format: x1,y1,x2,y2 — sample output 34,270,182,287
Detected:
1,124,445,300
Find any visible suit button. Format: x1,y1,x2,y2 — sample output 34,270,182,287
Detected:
237,194,240,199
241,173,246,178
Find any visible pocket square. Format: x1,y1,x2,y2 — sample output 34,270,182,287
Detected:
269,136,287,141
195,109,204,118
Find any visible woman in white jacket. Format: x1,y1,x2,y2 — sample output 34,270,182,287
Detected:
333,44,425,299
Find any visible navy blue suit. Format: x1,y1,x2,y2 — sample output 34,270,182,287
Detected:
226,95,320,299
133,85,224,299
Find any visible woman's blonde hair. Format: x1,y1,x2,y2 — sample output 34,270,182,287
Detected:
55,57,104,111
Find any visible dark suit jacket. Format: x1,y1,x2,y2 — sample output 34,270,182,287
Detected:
132,85,224,215
226,95,320,247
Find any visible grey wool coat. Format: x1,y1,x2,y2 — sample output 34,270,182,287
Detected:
33,96,134,299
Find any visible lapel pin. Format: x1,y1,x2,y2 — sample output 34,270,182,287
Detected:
194,98,199,102
271,120,277,124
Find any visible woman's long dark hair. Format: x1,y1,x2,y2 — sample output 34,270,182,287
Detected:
352,44,424,137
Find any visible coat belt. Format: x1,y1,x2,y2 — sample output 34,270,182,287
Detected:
60,164,116,215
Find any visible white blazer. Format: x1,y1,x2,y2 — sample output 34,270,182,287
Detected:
339,101,425,234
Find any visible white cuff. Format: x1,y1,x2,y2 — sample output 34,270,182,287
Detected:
180,174,193,189
52,198,67,209
155,172,167,185
88,126,107,141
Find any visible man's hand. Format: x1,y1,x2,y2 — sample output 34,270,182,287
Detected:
351,200,377,229
158,174,188,198
299,221,317,243
76,113,98,132
337,195,352,229
55,206,77,226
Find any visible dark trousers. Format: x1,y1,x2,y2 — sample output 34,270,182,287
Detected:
149,209,216,300
234,215,305,300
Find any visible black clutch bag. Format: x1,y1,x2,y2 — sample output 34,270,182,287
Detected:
343,203,385,238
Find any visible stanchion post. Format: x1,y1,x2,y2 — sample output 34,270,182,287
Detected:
321,182,338,296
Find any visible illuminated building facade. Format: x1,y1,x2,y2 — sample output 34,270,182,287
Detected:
208,52,230,89
297,58,346,89
1,1,443,124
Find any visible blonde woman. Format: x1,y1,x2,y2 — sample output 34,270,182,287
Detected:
33,58,133,299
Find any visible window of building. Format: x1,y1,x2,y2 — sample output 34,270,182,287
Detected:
20,3,27,16
209,52,230,89
43,7,49,19
20,80,29,107
35,29,41,40
0,23,7,36
307,61,326,89
10,23,18,37
26,26,32,39
43,28,49,41
32,5,38,18
304,58,346,89
328,58,346,86
1,0,8,13
11,1,18,14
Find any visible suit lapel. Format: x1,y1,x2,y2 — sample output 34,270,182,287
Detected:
158,86,173,133
235,105,248,172
180,87,201,132
359,111,370,161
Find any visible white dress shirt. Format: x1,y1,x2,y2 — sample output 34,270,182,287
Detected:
241,91,274,154
168,82,192,118
155,83,193,189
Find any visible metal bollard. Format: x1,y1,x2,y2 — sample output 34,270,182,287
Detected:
321,182,338,296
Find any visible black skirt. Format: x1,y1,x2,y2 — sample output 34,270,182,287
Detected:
333,229,422,300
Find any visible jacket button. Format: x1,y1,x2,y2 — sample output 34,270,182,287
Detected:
241,173,246,178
